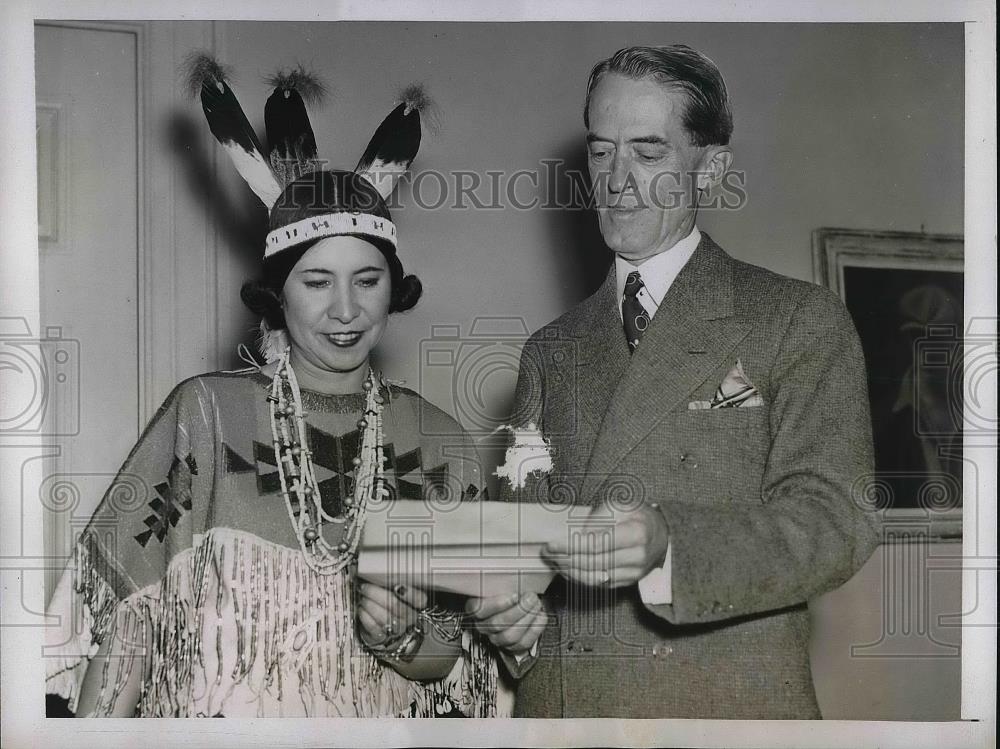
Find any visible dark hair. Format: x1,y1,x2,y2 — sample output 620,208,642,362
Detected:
240,170,422,326
583,45,733,147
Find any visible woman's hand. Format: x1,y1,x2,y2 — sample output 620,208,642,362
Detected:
356,582,462,682
356,582,427,648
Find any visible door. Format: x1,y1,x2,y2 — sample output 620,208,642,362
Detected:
35,23,140,600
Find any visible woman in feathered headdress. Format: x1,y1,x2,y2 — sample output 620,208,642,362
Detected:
44,55,502,718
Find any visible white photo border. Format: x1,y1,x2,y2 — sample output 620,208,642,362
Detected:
1,2,995,748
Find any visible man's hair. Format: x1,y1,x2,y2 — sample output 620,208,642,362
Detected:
584,45,733,147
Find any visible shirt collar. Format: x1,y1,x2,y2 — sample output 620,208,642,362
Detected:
614,226,701,317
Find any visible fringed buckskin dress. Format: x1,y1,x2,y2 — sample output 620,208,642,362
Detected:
45,369,501,718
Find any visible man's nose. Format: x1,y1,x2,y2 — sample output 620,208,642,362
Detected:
608,153,630,194
328,288,360,323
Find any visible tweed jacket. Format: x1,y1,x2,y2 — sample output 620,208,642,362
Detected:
509,234,881,719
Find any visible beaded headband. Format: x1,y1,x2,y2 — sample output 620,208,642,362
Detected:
264,212,397,257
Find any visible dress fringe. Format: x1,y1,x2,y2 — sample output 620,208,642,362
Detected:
46,528,501,717
44,539,126,713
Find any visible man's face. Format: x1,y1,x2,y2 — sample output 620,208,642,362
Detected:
586,73,720,263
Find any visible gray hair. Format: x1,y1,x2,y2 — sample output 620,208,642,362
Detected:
584,45,733,147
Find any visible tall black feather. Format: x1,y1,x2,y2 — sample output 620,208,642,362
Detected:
184,52,281,208
265,87,320,190
355,102,422,200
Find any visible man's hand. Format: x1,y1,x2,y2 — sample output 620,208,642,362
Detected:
465,592,547,656
542,502,670,588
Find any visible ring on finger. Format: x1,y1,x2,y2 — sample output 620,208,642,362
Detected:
597,570,611,585
384,619,397,637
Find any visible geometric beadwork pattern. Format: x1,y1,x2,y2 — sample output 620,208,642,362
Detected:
134,453,198,547
222,426,448,516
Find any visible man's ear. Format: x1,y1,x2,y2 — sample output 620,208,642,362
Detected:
696,145,734,192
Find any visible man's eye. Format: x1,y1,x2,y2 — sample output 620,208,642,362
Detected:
636,151,665,163
589,149,611,161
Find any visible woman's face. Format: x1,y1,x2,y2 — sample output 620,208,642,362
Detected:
281,235,391,380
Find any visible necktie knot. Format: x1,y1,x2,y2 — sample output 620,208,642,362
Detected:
624,270,644,297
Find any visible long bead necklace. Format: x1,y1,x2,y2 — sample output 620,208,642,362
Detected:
267,347,387,575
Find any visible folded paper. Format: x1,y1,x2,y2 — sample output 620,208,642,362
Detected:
358,500,577,597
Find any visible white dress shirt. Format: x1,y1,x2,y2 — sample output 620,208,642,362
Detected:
614,226,701,606
615,226,702,322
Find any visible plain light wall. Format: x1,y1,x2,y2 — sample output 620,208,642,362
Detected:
163,21,963,720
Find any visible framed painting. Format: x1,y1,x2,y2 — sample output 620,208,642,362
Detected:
813,229,964,538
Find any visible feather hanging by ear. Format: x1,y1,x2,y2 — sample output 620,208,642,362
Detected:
265,65,328,189
257,319,290,364
354,84,429,200
183,51,282,209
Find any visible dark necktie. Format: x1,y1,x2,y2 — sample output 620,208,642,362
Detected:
622,270,650,354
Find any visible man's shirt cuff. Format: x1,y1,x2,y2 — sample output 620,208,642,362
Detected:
498,640,539,679
638,542,672,605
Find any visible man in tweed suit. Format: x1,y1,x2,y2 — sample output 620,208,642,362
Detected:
466,45,881,718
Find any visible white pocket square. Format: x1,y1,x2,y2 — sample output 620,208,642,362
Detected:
688,359,764,410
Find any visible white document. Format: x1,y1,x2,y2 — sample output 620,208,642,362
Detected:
357,500,578,597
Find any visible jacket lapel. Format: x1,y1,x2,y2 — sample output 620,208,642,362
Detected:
579,235,751,504
558,268,630,488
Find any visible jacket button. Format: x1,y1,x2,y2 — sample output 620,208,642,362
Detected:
680,453,698,469
652,643,674,658
566,640,575,653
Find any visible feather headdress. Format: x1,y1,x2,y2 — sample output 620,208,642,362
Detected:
186,53,430,363
187,51,428,221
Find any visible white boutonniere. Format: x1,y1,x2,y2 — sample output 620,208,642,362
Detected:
493,422,554,490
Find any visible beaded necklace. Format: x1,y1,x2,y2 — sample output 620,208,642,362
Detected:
267,347,387,574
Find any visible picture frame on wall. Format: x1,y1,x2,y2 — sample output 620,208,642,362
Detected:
813,228,964,539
